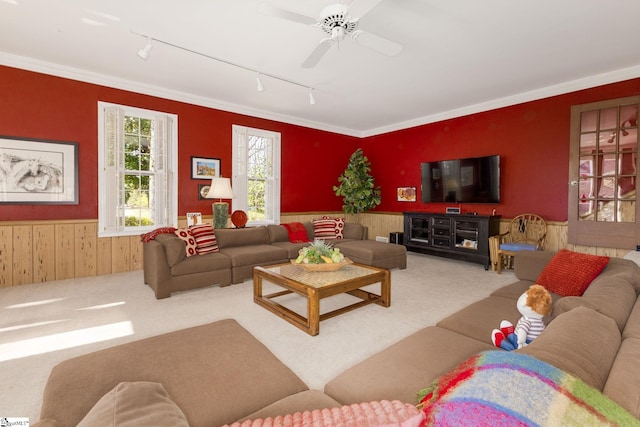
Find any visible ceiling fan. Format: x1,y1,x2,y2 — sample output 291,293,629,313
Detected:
258,0,403,68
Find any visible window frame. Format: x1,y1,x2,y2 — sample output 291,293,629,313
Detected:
231,124,281,226
97,101,178,237
568,96,639,249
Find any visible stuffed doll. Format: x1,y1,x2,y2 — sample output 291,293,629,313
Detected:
491,284,552,351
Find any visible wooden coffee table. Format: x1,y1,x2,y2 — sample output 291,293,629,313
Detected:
253,262,391,336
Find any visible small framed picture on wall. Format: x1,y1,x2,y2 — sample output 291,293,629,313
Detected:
397,187,416,202
191,157,220,180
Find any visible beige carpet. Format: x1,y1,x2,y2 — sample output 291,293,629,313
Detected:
0,253,515,421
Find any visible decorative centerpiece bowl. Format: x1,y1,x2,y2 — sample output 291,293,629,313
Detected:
292,240,351,272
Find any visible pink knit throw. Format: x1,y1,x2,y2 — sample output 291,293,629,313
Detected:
224,400,424,427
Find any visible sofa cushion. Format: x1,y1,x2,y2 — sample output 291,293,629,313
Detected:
518,306,620,391
603,337,640,418
220,244,288,267
324,326,494,405
77,382,189,427
190,224,219,254
215,226,270,248
333,240,407,270
514,250,555,282
170,251,231,276
174,228,197,257
536,249,610,296
436,296,521,343
39,320,310,427
623,298,640,339
156,234,186,267
551,277,637,331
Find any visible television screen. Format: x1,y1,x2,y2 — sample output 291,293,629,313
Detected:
421,155,500,203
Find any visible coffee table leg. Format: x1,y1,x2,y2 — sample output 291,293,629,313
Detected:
308,288,320,336
253,271,263,300
381,269,391,307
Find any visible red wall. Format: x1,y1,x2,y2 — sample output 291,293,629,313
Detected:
1,64,639,222
367,79,640,221
0,65,359,221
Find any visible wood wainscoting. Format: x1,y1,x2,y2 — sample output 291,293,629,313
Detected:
0,213,632,287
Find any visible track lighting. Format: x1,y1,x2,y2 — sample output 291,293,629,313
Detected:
256,75,265,92
137,37,153,60
133,32,316,104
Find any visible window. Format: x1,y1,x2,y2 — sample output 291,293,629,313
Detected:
232,125,281,225
568,96,639,248
98,102,178,237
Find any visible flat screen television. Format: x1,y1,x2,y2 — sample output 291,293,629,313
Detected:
421,155,500,203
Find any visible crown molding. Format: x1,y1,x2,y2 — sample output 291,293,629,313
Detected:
362,65,640,137
0,52,361,137
2,52,639,139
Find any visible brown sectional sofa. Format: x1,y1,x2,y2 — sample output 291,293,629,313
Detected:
35,250,640,425
143,221,407,298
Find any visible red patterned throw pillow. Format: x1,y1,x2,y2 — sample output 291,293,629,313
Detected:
189,224,219,255
313,216,346,240
174,228,197,257
536,249,609,296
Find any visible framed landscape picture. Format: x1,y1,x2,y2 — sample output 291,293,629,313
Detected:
191,156,220,180
0,136,78,204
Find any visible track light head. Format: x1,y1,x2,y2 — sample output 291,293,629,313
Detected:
309,90,316,105
256,75,265,92
137,38,153,60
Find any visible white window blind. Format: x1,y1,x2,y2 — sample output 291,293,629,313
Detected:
232,124,281,225
98,102,177,237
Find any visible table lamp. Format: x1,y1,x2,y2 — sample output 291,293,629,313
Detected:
205,177,233,229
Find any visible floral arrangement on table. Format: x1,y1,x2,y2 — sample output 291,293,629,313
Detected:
293,240,351,271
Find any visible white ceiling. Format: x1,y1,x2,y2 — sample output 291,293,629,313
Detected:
2,0,640,137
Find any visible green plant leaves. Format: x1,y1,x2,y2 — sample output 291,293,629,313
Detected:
333,148,381,219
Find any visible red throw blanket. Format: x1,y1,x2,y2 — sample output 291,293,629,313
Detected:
282,222,310,243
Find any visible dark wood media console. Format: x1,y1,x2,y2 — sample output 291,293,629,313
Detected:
403,212,501,269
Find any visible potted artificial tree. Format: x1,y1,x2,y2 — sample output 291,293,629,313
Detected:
333,148,381,224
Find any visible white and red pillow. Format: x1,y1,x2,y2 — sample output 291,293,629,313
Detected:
174,228,197,257
313,216,345,240
190,224,219,254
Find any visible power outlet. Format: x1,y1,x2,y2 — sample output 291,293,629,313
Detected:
376,236,389,243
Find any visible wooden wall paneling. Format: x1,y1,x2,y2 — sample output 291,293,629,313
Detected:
74,223,97,278
111,236,131,273
12,225,33,285
0,226,13,286
33,224,55,283
55,224,75,280
96,237,112,276
130,235,143,270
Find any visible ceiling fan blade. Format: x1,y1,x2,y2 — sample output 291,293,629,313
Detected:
351,30,403,57
301,38,334,68
257,2,317,26
346,0,384,19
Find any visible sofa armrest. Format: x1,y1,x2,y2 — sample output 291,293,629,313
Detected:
143,240,172,299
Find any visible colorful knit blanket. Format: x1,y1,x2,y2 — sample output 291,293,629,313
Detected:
417,351,640,426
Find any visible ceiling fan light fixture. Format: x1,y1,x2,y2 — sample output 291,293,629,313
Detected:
256,74,265,92
137,37,153,60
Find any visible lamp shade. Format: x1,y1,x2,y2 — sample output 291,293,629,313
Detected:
205,177,233,200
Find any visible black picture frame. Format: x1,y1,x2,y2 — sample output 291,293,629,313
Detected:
0,135,79,204
191,156,220,180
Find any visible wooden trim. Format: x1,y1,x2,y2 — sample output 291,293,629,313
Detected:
0,213,632,287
